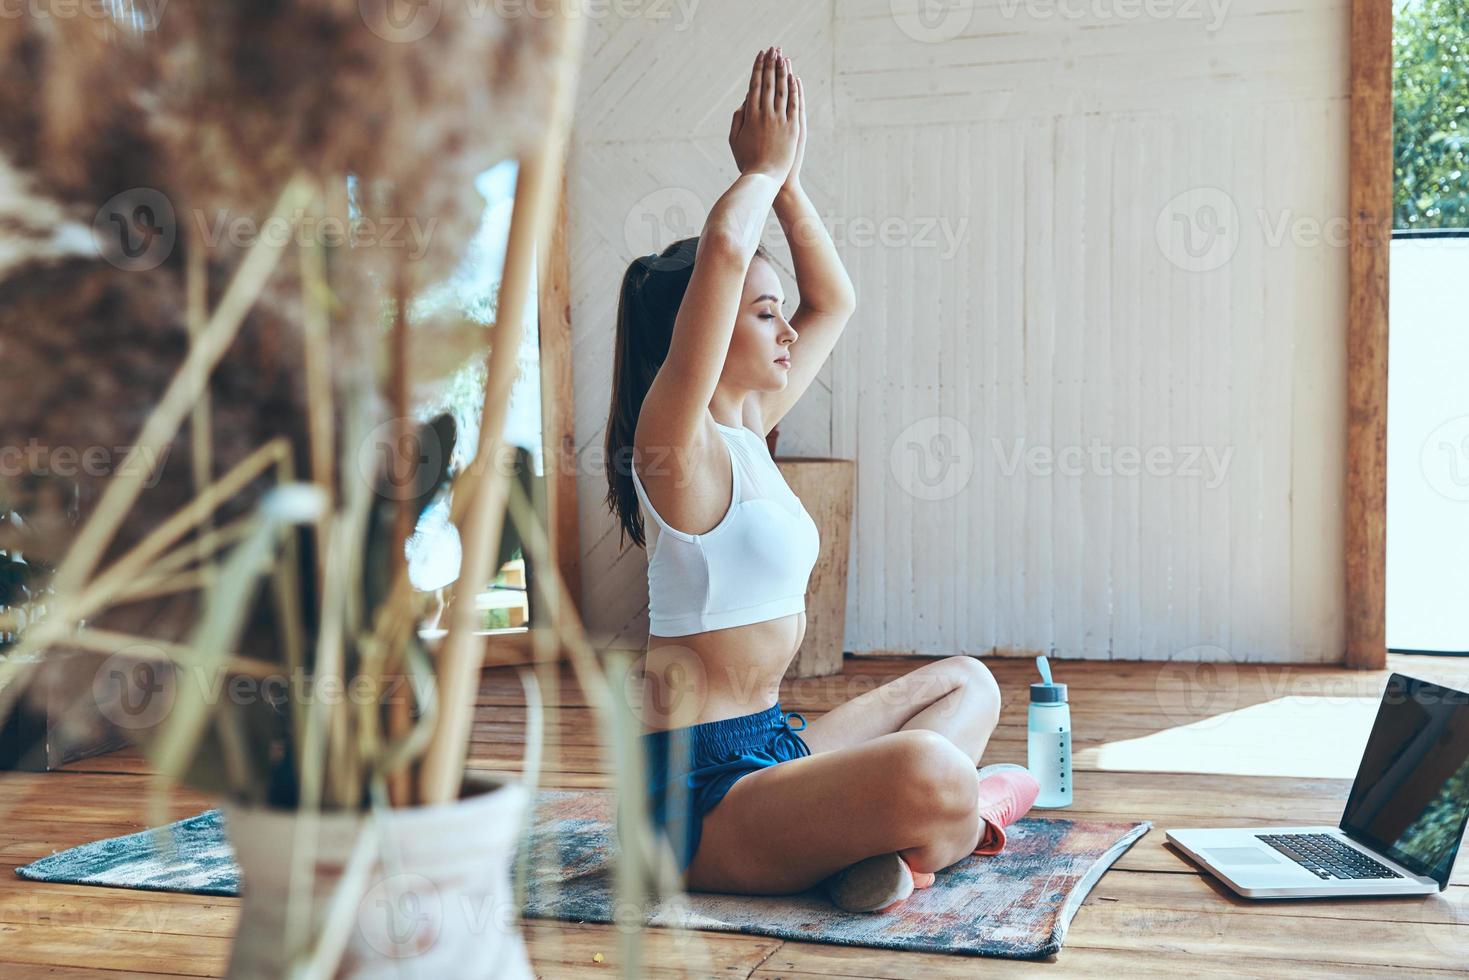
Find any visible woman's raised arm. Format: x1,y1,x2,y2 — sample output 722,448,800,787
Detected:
638,46,799,451
757,67,857,432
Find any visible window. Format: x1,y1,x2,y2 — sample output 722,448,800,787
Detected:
1386,0,1469,653
399,161,546,636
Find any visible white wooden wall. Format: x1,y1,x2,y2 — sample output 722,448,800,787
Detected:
569,0,1349,662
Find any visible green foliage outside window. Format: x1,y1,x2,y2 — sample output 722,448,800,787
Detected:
1395,0,1469,229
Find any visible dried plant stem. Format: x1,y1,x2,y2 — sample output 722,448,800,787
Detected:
184,239,217,591
387,247,414,806
418,8,585,805
104,515,255,607
504,474,696,963
298,219,334,595
52,173,315,601
106,569,212,605
329,409,374,810
291,815,381,980
146,503,306,829
271,532,310,789
83,441,291,617
287,490,361,957
122,514,255,585
62,627,280,680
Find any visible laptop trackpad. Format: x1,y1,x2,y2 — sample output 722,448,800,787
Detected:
1205,847,1285,866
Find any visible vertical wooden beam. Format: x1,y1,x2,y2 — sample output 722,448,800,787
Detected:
419,10,584,805
538,166,581,616
1346,0,1392,669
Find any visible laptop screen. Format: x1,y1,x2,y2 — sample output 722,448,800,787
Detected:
1340,673,1469,886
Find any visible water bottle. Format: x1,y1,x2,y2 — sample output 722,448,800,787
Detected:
1027,655,1072,808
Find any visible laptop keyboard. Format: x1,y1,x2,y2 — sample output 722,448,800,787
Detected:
1256,833,1405,880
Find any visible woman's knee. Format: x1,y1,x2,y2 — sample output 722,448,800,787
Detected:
883,729,980,818
944,655,1001,728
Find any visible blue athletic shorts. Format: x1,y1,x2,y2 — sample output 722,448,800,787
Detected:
633,701,811,875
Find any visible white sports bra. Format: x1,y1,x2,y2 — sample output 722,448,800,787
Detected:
631,420,821,637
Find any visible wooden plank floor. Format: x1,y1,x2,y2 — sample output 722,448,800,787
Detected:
3,654,1468,978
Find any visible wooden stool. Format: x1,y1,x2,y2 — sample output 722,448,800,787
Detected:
774,457,855,680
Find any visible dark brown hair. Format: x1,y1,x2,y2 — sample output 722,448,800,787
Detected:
603,236,771,550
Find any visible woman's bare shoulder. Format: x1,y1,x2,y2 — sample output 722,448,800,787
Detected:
634,411,722,481
632,411,733,535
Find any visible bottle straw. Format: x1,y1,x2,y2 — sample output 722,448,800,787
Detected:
1036,654,1053,685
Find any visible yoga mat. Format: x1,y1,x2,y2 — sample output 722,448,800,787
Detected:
522,789,1149,959
15,788,1149,960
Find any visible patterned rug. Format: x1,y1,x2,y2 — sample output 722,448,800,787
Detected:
15,788,1149,959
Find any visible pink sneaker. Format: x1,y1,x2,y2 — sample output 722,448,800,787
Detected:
972,763,1040,856
824,852,937,913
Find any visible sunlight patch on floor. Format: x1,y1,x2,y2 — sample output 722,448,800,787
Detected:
1079,696,1382,779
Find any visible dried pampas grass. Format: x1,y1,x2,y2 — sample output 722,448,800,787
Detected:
0,1,563,585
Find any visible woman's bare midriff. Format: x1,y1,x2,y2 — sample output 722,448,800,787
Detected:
639,610,807,731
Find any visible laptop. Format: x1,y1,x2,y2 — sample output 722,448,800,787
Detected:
1167,672,1469,898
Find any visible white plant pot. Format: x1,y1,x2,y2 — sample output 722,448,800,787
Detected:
221,774,533,979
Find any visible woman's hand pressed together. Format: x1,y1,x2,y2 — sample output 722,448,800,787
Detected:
728,46,801,183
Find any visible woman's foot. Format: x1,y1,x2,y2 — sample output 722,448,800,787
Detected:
972,764,1041,855
823,852,936,913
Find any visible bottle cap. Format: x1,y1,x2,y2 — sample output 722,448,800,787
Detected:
1030,682,1068,704
1031,655,1066,703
